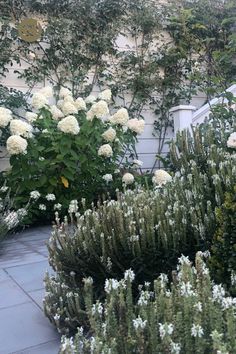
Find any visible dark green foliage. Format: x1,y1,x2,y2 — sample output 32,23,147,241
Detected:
210,187,236,294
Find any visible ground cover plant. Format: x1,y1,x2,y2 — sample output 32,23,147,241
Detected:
0,86,145,223
59,252,236,354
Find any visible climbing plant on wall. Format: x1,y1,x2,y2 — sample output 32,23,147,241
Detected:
0,0,235,167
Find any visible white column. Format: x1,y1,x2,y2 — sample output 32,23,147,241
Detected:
169,105,196,136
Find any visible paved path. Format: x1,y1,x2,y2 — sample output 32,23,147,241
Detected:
0,226,61,354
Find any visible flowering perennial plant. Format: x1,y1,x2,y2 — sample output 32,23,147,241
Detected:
0,87,145,222
45,117,236,335
0,186,29,241
58,253,236,353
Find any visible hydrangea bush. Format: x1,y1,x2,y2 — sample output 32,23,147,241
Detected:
0,87,145,222
58,253,236,354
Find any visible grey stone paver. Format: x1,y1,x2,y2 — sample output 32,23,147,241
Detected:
12,339,60,354
0,226,60,354
28,289,45,309
6,260,52,292
0,277,30,309
0,302,59,353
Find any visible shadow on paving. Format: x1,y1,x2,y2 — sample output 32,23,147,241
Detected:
0,226,60,354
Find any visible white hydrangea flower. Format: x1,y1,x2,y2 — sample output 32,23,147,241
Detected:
6,135,28,155
122,172,134,185
0,107,12,127
49,105,64,120
25,112,38,123
98,89,112,102
54,203,62,210
57,100,64,109
85,95,96,104
10,119,33,138
98,144,113,158
110,108,129,126
227,132,236,148
32,92,48,109
127,118,145,135
86,109,94,121
39,86,53,98
133,316,147,331
30,191,40,200
74,97,86,111
39,204,46,211
152,169,172,186
61,101,78,116
124,269,135,282
46,193,56,201
102,127,116,142
102,174,113,183
191,324,204,338
88,100,109,120
57,115,80,135
59,87,72,99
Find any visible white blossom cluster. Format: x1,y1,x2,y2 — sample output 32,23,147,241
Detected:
102,127,116,142
57,115,80,135
10,119,33,138
127,118,145,135
6,135,28,155
98,144,113,158
87,100,109,121
0,107,12,127
30,190,41,200
159,322,174,339
122,172,134,185
133,316,147,331
104,278,120,293
92,301,103,316
227,132,236,148
152,169,172,186
191,324,204,338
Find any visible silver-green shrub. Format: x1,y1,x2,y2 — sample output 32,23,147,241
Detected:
44,116,236,334
59,252,236,354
